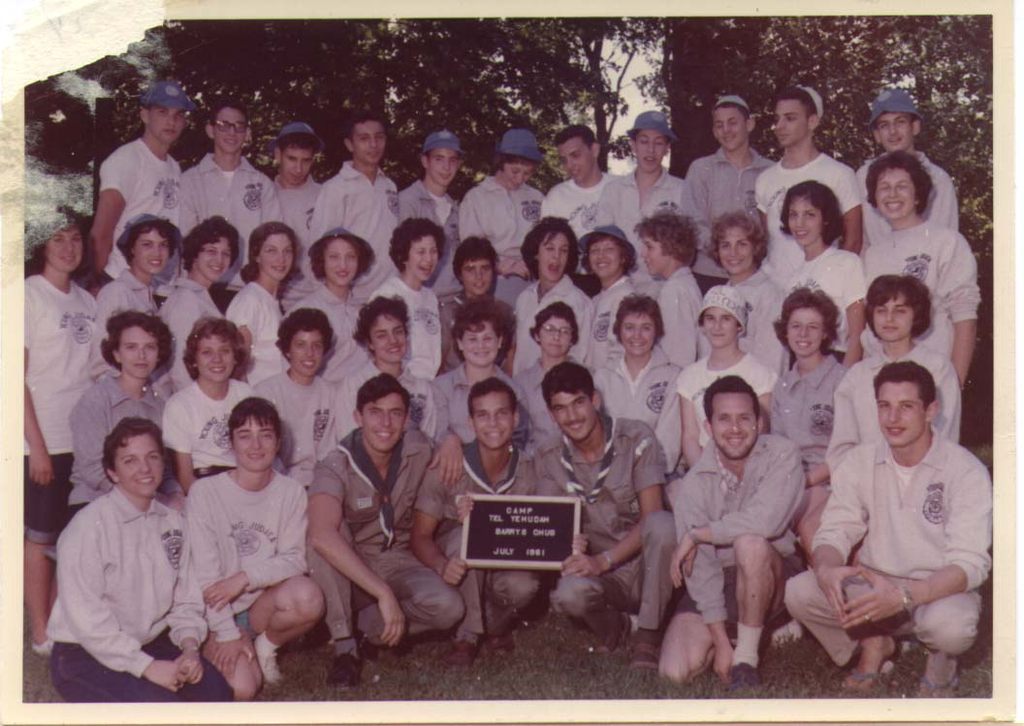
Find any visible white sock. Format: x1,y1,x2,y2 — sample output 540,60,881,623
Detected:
732,624,763,667
254,632,278,658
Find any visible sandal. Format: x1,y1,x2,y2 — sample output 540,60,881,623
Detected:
919,673,960,698
842,669,888,693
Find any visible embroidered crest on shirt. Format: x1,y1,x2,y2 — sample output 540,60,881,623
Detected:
409,394,425,425
313,408,330,442
655,201,680,214
243,182,264,211
902,253,932,282
922,482,945,524
593,312,611,342
387,190,400,218
154,178,180,210
200,415,232,451
161,528,183,569
521,200,541,223
646,381,668,413
60,311,95,344
231,520,277,557
575,203,599,231
809,403,834,437
789,278,824,295
415,309,440,336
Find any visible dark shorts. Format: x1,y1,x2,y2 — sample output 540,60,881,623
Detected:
25,452,74,544
675,552,805,624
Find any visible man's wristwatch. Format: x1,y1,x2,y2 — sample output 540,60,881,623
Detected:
899,584,915,612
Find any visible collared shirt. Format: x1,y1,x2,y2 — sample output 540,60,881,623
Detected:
585,275,636,370
432,364,529,448
179,154,282,287
255,372,336,486
857,151,959,253
309,161,400,301
293,282,368,384
514,361,562,455
657,265,703,368
771,355,847,472
47,487,203,677
438,294,516,374
513,276,594,375
594,345,683,473
310,429,433,553
398,179,461,297
159,277,221,393
69,375,167,505
826,345,961,471
595,170,709,283
91,269,158,378
226,281,287,386
533,418,666,552
672,434,804,623
333,360,438,442
685,147,773,277
814,436,992,590
459,175,544,258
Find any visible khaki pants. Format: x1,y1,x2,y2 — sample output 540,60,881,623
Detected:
309,522,464,642
784,568,981,666
437,527,540,640
550,510,676,631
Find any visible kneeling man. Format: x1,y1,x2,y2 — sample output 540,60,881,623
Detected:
785,361,992,696
535,362,676,670
412,378,553,665
308,374,464,688
660,375,804,690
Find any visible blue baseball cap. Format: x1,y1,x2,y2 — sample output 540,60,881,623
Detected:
422,130,462,155
628,111,678,143
267,121,325,153
139,81,196,112
579,224,629,251
869,88,921,127
115,214,182,260
497,128,542,162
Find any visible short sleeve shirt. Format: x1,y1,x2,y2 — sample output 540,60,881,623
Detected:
676,354,778,447
162,379,254,467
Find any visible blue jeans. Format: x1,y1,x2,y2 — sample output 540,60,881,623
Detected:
51,632,233,702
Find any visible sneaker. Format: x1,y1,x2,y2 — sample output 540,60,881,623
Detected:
31,638,53,657
728,662,761,692
326,653,362,689
254,634,281,685
770,619,804,646
443,639,478,667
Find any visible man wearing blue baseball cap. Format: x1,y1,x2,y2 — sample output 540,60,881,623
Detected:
685,95,773,292
856,88,959,252
398,130,463,299
459,128,546,305
270,122,326,309
595,111,707,296
90,80,195,290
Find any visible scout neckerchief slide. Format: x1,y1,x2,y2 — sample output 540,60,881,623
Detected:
560,414,615,504
462,441,519,494
339,429,404,551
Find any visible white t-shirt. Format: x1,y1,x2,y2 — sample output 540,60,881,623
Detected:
24,275,97,453
162,379,253,468
513,276,594,375
99,139,182,279
676,353,778,447
542,174,615,242
585,275,635,371
370,276,441,379
277,176,322,307
782,246,867,351
755,153,861,284
255,372,336,486
159,277,222,393
226,281,286,386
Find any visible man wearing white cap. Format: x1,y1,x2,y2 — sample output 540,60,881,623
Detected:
685,95,773,290
91,80,195,290
399,130,463,300
856,88,959,253
459,128,545,305
596,111,707,295
270,122,325,309
754,86,862,284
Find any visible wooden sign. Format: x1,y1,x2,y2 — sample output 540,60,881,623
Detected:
460,494,580,570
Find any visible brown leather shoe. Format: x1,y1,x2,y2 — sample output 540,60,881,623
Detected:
444,639,478,667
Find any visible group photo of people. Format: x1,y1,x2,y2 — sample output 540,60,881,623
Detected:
17,13,997,710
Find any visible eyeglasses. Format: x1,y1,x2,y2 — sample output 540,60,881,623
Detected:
212,120,248,134
541,324,573,337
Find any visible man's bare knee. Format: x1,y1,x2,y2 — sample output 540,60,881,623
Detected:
733,534,772,572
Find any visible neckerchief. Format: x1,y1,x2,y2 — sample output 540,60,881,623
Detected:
339,429,405,551
462,441,519,495
560,413,616,504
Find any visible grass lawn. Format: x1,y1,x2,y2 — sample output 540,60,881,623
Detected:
22,576,992,704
